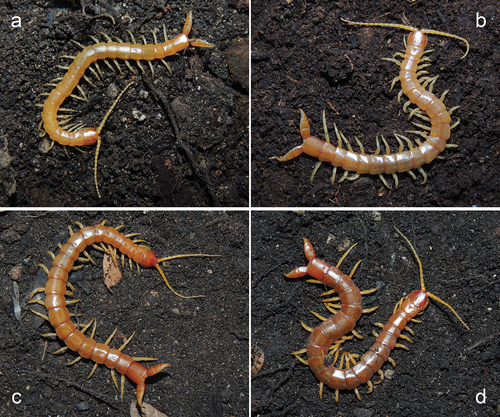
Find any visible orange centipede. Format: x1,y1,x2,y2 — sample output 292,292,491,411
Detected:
39,11,214,198
29,221,218,406
275,19,469,189
285,228,468,401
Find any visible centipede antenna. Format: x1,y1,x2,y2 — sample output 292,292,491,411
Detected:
341,18,418,32
425,292,470,330
341,18,469,59
420,29,469,59
395,227,469,330
157,254,221,263
155,253,220,299
96,81,134,135
394,226,425,291
94,81,134,198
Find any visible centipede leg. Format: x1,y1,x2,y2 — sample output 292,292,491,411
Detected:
28,287,46,302
354,388,362,401
417,167,427,184
159,25,173,74
51,318,96,356
366,380,374,394
310,110,331,183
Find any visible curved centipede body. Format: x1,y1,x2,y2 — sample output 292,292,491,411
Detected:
285,229,468,401
39,11,214,197
29,222,218,406
275,19,469,189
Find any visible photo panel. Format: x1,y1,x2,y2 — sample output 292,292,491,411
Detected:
252,211,499,415
251,0,495,207
0,211,248,416
1,0,249,207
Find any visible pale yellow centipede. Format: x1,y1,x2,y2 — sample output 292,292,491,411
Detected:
275,19,468,189
40,11,214,197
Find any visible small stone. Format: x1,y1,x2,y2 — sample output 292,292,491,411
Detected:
76,401,90,411
220,389,232,403
9,265,22,281
107,84,119,99
1,228,21,244
353,407,374,417
0,149,12,169
132,109,146,122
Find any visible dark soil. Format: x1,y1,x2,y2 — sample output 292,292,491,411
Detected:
0,0,249,207
252,211,500,416
0,211,249,416
252,0,500,207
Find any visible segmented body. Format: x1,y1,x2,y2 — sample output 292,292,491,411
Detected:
285,238,363,354
311,290,427,391
285,234,467,398
276,21,468,188
42,11,213,146
44,224,169,405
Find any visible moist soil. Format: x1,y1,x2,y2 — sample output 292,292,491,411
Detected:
0,211,249,416
0,0,249,207
252,0,500,207
252,211,500,416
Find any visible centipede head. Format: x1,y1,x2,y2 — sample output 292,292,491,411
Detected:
407,30,428,50
395,227,469,330
407,289,429,311
139,250,159,268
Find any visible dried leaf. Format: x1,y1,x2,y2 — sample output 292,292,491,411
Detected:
103,254,122,290
130,400,169,417
251,343,265,375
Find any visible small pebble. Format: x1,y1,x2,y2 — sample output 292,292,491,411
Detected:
107,84,119,99
132,109,146,122
76,401,90,411
384,369,395,379
9,265,22,281
353,407,374,417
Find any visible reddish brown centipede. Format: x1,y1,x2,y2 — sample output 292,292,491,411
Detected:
285,228,468,401
275,19,469,189
29,221,218,406
39,11,214,198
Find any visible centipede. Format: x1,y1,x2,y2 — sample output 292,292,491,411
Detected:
275,18,469,189
38,11,214,198
285,228,468,401
28,221,218,406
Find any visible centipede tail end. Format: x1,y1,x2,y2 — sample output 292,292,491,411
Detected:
134,363,172,407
